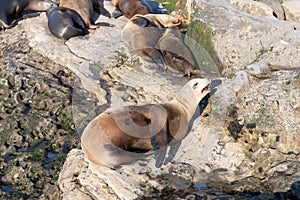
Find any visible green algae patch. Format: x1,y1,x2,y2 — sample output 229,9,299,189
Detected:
186,20,222,74
156,0,177,13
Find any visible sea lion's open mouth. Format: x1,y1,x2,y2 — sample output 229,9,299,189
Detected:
201,84,210,93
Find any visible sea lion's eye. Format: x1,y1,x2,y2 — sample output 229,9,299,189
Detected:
193,82,198,89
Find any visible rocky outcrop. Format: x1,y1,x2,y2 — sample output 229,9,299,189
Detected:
187,0,300,76
0,26,82,198
283,0,300,21
225,0,300,22
57,0,299,199
226,0,276,19
1,0,299,199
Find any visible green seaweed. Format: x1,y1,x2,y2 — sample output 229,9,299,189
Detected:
29,150,44,161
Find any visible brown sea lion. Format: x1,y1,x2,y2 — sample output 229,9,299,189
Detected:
156,27,202,77
111,0,168,19
122,14,181,69
0,0,54,30
59,0,111,29
81,78,210,168
46,7,88,40
122,14,200,76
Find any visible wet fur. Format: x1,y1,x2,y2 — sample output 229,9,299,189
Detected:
0,0,53,29
47,7,88,40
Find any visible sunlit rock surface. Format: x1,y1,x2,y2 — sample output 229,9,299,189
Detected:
0,0,299,199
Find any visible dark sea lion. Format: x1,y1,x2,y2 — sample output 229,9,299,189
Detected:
59,0,111,29
156,27,202,77
111,0,168,19
81,78,211,168
0,0,54,30
122,14,181,68
46,7,88,40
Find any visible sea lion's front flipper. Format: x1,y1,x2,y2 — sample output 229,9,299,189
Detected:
131,17,149,27
66,9,87,29
93,0,111,18
99,6,111,18
0,13,16,29
139,48,165,69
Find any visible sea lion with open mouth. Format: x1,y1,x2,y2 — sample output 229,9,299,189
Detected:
81,78,211,168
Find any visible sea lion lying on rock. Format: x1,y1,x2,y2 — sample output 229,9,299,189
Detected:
111,0,168,19
156,27,202,76
46,7,88,40
122,14,201,77
81,78,210,168
0,0,54,30
122,14,181,70
59,0,111,29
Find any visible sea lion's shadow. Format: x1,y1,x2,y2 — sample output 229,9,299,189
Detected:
157,79,222,167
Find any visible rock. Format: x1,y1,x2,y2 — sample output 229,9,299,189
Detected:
283,0,300,22
225,0,276,19
20,13,108,105
186,0,300,76
1,0,300,199
257,0,285,20
57,0,299,199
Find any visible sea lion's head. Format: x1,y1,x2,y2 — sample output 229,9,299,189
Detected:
176,78,210,120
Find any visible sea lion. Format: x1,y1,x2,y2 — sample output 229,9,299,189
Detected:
123,14,199,76
122,14,181,69
81,78,210,168
111,0,168,19
46,7,88,40
156,27,202,77
0,0,54,30
59,0,111,29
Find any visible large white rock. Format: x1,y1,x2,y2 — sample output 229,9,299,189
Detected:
283,0,300,21
15,0,300,198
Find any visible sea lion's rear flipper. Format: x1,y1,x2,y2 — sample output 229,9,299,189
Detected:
65,8,88,30
93,0,111,18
